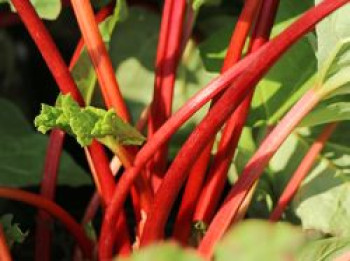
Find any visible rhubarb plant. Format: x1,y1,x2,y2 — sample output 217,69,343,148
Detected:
1,0,350,261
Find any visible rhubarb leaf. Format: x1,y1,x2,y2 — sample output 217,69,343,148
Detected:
0,214,28,248
315,39,350,98
35,95,145,147
215,220,305,261
315,0,350,68
299,101,350,127
298,237,350,261
115,243,202,261
192,0,222,11
0,0,61,20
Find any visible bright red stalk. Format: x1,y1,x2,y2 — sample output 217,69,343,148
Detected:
270,122,337,221
173,0,263,243
198,89,321,257
35,129,65,261
193,0,279,226
0,224,12,261
0,187,93,259
148,0,187,189
140,0,347,246
70,0,130,121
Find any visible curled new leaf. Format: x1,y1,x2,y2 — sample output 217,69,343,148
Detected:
0,214,28,248
35,94,145,147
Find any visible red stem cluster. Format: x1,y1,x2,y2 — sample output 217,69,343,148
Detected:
3,0,349,260
140,0,345,248
148,0,187,189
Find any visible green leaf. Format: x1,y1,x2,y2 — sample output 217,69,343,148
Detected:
0,0,61,20
115,242,203,261
71,0,128,105
298,237,350,261
313,2,350,100
215,220,305,261
0,98,91,187
315,1,350,69
299,101,350,127
0,214,28,248
192,0,222,11
315,39,350,98
35,95,145,147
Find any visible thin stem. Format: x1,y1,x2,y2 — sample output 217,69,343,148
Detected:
70,0,130,121
198,89,322,258
0,187,93,259
0,224,12,261
173,0,263,244
270,122,337,221
35,129,65,261
148,0,187,189
140,0,347,246
193,0,279,226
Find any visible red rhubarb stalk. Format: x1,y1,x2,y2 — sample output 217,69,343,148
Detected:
35,129,65,261
193,0,280,226
70,0,130,121
148,0,187,189
0,187,93,259
140,0,347,246
270,122,337,221
173,0,263,244
0,224,12,261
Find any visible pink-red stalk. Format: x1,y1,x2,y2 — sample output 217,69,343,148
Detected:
270,122,337,221
141,0,347,247
148,0,187,189
70,0,130,121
